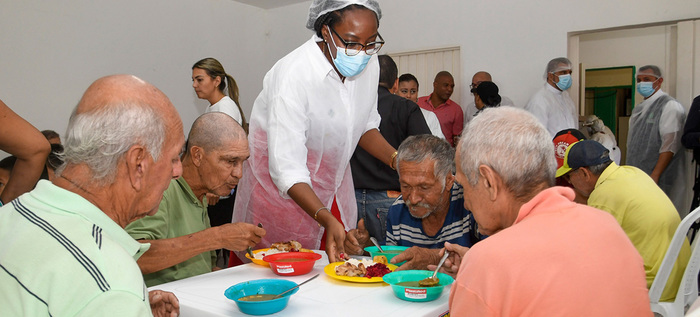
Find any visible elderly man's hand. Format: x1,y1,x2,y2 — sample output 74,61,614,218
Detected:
426,242,470,279
217,223,266,251
205,193,220,206
149,290,180,317
391,246,441,271
344,219,370,255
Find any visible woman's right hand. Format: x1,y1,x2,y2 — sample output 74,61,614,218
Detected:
321,216,346,262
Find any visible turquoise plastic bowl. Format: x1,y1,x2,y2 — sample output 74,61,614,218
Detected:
224,279,299,315
382,270,454,302
364,245,409,266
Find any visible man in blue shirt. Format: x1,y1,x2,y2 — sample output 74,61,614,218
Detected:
345,134,480,270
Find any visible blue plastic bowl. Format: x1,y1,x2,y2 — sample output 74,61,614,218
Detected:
224,279,299,315
364,245,409,266
382,270,454,302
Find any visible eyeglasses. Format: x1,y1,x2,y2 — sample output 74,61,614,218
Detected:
328,26,384,56
469,81,482,90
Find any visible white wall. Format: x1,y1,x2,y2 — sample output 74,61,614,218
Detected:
579,25,672,106
0,0,267,144
264,0,699,108
1,0,699,158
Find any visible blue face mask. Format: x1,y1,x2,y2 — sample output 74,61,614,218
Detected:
555,74,572,91
637,81,657,98
326,26,371,78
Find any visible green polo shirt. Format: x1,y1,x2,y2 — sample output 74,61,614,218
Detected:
588,162,690,301
126,177,215,287
0,180,153,316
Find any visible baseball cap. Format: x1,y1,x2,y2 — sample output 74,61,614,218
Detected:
555,140,612,178
553,129,586,169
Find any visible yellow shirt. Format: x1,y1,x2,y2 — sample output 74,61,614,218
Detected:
589,162,690,301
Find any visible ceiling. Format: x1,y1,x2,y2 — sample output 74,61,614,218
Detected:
232,0,308,10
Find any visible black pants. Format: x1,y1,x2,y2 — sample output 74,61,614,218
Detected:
208,191,236,268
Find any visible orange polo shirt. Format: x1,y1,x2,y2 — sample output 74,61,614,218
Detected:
449,187,652,316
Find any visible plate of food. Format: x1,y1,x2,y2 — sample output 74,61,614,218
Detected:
324,256,397,283
245,240,314,267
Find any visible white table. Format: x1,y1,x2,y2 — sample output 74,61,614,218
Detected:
151,251,451,317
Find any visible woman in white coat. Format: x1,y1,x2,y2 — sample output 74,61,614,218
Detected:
233,0,395,263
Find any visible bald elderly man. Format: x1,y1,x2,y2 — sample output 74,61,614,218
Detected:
463,71,515,124
444,107,651,316
0,75,181,316
127,112,265,286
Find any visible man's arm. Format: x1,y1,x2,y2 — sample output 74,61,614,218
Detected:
650,151,674,184
136,223,264,274
682,96,700,148
390,246,441,271
451,106,464,146
0,99,50,203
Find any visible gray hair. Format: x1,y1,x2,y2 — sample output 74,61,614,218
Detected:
58,102,165,184
639,65,662,78
544,57,572,79
588,159,612,176
187,112,246,153
396,135,455,190
458,107,556,199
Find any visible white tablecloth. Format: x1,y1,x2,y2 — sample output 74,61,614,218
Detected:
150,251,450,317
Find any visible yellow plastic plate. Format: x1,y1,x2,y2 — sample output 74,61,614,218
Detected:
324,261,397,283
245,248,314,267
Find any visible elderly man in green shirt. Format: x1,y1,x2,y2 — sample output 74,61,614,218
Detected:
557,140,690,301
127,112,266,286
0,75,181,316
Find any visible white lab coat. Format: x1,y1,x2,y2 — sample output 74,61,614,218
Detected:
524,84,578,137
232,35,381,250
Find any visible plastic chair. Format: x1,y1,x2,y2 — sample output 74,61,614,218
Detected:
649,206,700,316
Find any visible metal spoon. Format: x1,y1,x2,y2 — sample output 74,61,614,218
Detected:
419,251,449,287
273,274,319,299
369,237,384,252
246,223,264,258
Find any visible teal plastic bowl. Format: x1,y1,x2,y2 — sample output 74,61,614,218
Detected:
224,279,299,315
364,245,409,266
382,270,454,302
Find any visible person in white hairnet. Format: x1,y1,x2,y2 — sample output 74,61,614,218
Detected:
583,115,621,165
627,65,687,216
524,57,579,137
232,0,396,264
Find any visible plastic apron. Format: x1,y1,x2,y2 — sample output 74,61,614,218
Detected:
232,37,380,254
627,94,687,215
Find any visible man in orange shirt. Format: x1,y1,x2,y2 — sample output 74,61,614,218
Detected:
417,71,463,146
439,107,652,316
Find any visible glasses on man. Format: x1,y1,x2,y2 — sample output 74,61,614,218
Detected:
469,82,482,90
329,26,385,56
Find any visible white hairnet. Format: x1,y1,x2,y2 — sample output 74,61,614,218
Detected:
306,0,382,30
638,65,662,78
544,57,572,78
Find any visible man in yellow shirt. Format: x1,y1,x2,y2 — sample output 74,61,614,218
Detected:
557,140,690,301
